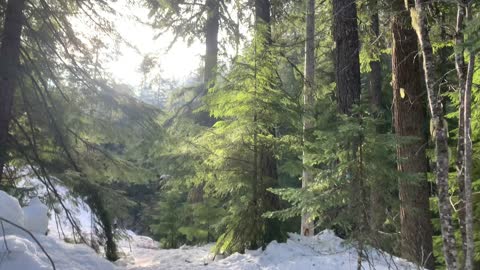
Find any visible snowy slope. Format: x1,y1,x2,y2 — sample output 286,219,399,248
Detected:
1,182,421,270
0,189,118,270
117,231,421,270
0,234,118,270
18,176,94,239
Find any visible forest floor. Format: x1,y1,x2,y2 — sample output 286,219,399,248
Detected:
115,230,420,270
1,222,423,270
1,183,422,270
114,230,417,270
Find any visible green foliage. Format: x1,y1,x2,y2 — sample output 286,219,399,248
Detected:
269,100,400,246
150,185,188,248
195,31,298,253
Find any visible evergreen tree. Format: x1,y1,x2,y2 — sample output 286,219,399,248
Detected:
391,0,434,268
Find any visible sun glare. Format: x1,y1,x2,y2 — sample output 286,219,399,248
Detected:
73,0,203,89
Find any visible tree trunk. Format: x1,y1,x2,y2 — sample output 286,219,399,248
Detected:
204,0,219,90
332,2,365,259
195,0,220,127
391,1,434,268
301,0,315,237
369,0,382,111
368,0,386,236
463,4,475,269
254,0,281,243
412,0,458,269
454,2,467,264
189,0,220,200
0,0,26,183
333,0,361,114
255,0,271,43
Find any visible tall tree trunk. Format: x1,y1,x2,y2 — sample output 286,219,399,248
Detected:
195,0,220,127
463,4,475,269
333,0,361,114
190,0,220,200
454,2,467,264
255,0,271,43
369,0,382,111
412,1,457,269
368,0,386,236
391,1,434,268
254,0,281,243
301,0,315,237
0,0,26,183
332,4,365,266
204,0,219,91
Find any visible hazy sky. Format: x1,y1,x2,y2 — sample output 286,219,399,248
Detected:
76,1,204,88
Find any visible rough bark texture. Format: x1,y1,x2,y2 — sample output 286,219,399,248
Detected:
204,0,219,91
391,1,434,268
369,0,382,111
301,0,315,237
367,0,386,235
195,0,220,127
412,1,457,269
333,0,361,114
0,0,26,183
332,1,366,256
454,3,467,263
463,4,475,269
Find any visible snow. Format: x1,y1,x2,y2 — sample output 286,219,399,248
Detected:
1,181,422,270
0,190,25,235
115,230,421,270
23,197,49,234
0,234,118,270
17,176,95,239
0,190,117,270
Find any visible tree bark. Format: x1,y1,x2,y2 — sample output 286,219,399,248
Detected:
391,1,434,268
0,0,26,183
412,0,458,269
204,0,219,91
333,0,361,114
255,0,271,43
301,0,315,237
332,2,365,259
463,4,475,269
195,0,220,127
368,0,386,236
254,0,281,244
454,2,467,263
369,0,382,111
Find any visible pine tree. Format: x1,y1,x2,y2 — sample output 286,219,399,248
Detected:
301,0,315,237
391,0,434,268
0,0,26,182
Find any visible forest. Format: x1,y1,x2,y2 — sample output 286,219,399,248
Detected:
0,0,479,269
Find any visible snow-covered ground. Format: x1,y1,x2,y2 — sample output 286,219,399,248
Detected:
0,190,116,270
116,230,420,270
0,186,421,270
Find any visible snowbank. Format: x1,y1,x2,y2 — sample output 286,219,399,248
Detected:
0,190,25,235
18,176,94,239
118,229,422,270
23,197,49,234
214,231,420,270
0,234,118,270
2,179,422,270
0,190,118,270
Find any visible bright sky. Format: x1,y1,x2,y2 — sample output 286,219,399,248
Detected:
77,1,204,88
